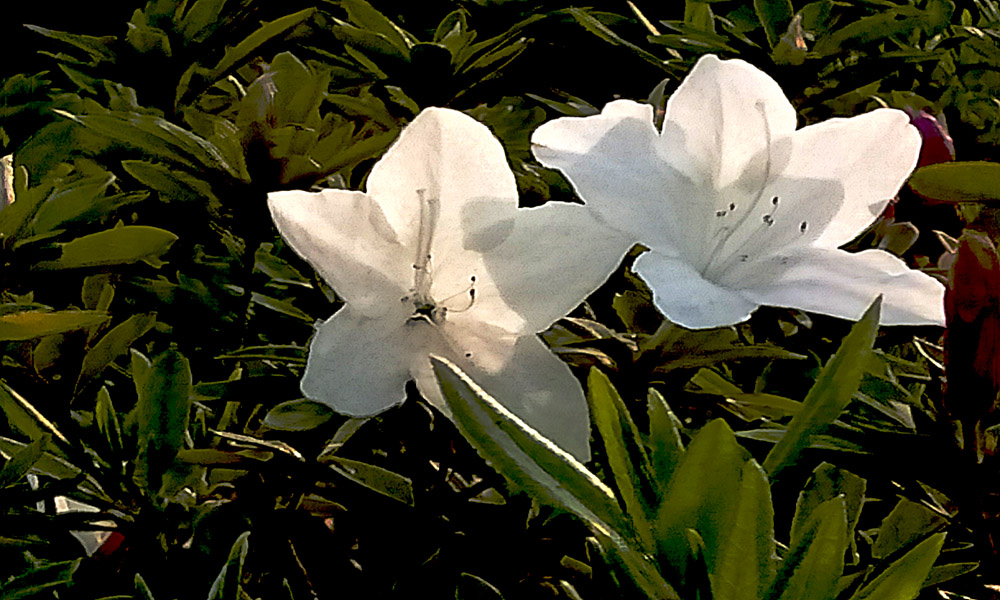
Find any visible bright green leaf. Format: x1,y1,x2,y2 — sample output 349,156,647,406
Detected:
35,225,178,270
908,161,1000,203
763,297,881,480
849,533,945,600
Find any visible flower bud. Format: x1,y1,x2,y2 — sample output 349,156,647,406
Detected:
944,229,1000,458
906,108,956,168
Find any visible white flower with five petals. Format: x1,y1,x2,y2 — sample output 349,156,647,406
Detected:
268,108,629,460
531,54,945,329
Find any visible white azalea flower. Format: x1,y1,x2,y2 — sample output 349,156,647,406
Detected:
268,108,629,460
531,54,945,329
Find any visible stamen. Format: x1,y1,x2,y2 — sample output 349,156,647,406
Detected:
716,210,727,217
771,196,779,206
439,275,478,313
799,221,808,233
763,214,775,226
729,203,736,211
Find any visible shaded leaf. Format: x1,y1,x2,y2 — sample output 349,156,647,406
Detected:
131,349,193,496
264,399,335,431
78,313,157,386
0,559,81,600
325,456,414,506
0,310,108,341
207,531,250,600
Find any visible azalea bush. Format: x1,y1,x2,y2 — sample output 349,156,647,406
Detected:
2,1,1000,599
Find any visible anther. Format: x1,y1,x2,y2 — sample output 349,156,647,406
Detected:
729,203,736,211
716,210,727,217
763,215,775,226
771,196,779,206
800,221,808,233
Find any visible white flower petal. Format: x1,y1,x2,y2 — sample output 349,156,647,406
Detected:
741,248,945,325
634,250,759,329
441,311,520,373
301,305,417,416
414,335,593,461
781,109,921,248
366,107,519,257
480,202,633,331
54,496,114,556
662,54,797,189
267,189,408,316
531,99,701,255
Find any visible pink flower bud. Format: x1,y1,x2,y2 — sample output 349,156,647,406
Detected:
906,108,956,168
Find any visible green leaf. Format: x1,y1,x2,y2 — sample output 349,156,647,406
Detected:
207,531,250,600
95,387,123,456
813,1,953,56
791,463,866,564
135,573,156,600
216,345,307,364
871,499,947,560
711,460,777,600
771,497,847,600
755,0,794,47
0,382,68,444
325,456,415,506
0,436,80,480
178,0,227,42
587,369,658,550
0,434,48,488
654,419,749,570
0,310,108,341
848,533,945,600
131,349,193,496
566,8,674,72
251,292,314,323
56,110,244,181
455,573,505,599
430,356,627,532
264,399,335,431
762,297,881,480
122,160,222,207
432,357,679,598
337,0,415,53
77,313,157,386
684,1,717,33
178,8,317,106
907,161,1000,203
646,389,685,492
36,225,178,270
0,559,81,600
25,24,116,64
689,368,803,421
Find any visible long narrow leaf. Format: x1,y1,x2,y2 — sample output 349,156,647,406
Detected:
763,297,882,480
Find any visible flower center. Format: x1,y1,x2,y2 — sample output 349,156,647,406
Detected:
401,189,477,325
699,101,806,280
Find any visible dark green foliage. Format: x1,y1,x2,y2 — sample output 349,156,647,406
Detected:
1,0,999,598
